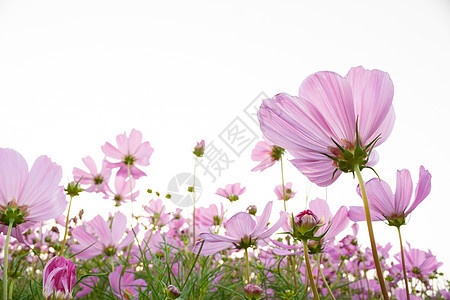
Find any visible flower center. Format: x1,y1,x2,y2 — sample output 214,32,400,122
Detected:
0,197,29,226
94,175,103,185
123,155,136,166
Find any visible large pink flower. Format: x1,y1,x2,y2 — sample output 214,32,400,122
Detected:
348,166,431,226
73,156,111,193
0,148,67,240
101,129,154,179
258,66,395,186
196,201,287,255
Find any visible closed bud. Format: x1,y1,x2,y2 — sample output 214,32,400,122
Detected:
193,140,205,157
244,284,263,299
246,205,257,215
167,284,181,299
294,209,318,235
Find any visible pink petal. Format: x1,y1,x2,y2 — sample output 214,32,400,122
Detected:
225,213,256,239
82,156,98,175
258,211,287,240
322,206,349,242
0,148,28,206
111,212,127,245
128,129,143,154
101,142,123,160
251,201,273,237
394,169,413,215
309,198,332,223
348,206,384,222
405,166,431,216
89,215,113,246
346,66,394,146
362,178,395,217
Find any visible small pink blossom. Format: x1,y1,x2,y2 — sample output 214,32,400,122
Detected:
274,182,295,201
193,140,205,157
251,140,285,172
395,243,443,279
196,201,287,255
42,256,76,300
102,129,154,179
108,265,146,299
73,156,111,193
103,176,139,206
216,183,246,202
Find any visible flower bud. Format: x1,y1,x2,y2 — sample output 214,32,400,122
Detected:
246,205,257,216
167,284,181,299
193,140,205,157
244,284,263,299
43,256,76,300
294,209,318,235
65,181,83,197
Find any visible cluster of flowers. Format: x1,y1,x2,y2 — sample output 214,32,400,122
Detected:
0,66,448,299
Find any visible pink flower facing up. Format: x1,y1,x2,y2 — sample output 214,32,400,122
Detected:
103,175,140,206
43,256,76,300
349,166,432,227
73,156,112,193
274,182,296,201
197,201,287,255
101,129,154,179
251,139,285,172
109,265,146,299
195,203,225,227
0,148,67,240
257,66,395,186
215,183,246,202
71,211,137,259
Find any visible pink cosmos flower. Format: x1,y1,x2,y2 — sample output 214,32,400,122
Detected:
103,176,140,206
108,265,146,299
216,183,246,202
195,203,225,227
101,129,154,179
0,148,67,241
42,256,76,300
197,201,287,255
144,198,170,226
257,66,395,186
395,243,443,279
348,166,431,226
274,182,296,201
251,140,285,172
193,140,205,157
71,211,137,259
73,156,111,193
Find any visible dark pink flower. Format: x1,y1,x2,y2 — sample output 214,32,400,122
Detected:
349,166,431,226
193,140,205,157
258,66,395,186
197,201,287,255
216,183,246,202
42,256,76,300
73,156,111,193
0,148,67,241
251,140,285,172
101,129,154,179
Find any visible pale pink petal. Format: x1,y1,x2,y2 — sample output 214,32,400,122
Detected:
128,129,143,154
322,206,349,242
346,66,394,146
348,206,384,222
82,156,98,175
195,240,233,255
199,232,237,243
299,71,356,143
116,132,129,154
258,211,287,240
0,148,28,206
362,178,395,217
101,142,123,160
117,226,138,250
133,142,153,166
111,212,127,245
225,213,256,239
309,198,332,223
72,168,94,184
89,215,113,246
405,166,431,216
251,201,273,237
394,169,413,215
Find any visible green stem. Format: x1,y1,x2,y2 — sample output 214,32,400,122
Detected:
110,256,115,272
8,279,13,300
280,156,287,212
244,248,250,284
127,165,134,225
354,164,389,300
192,157,197,246
302,240,319,300
3,219,14,300
319,262,336,300
60,195,74,256
397,227,410,300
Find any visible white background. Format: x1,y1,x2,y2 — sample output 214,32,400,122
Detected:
1,0,450,278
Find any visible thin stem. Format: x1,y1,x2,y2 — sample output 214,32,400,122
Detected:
302,240,319,300
280,156,287,212
354,164,389,300
320,266,336,300
244,248,250,284
110,256,115,272
192,157,197,246
127,164,134,225
397,227,411,300
3,219,14,300
60,195,74,256
8,279,13,300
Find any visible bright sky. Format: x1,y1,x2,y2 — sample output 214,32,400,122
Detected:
1,0,449,276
